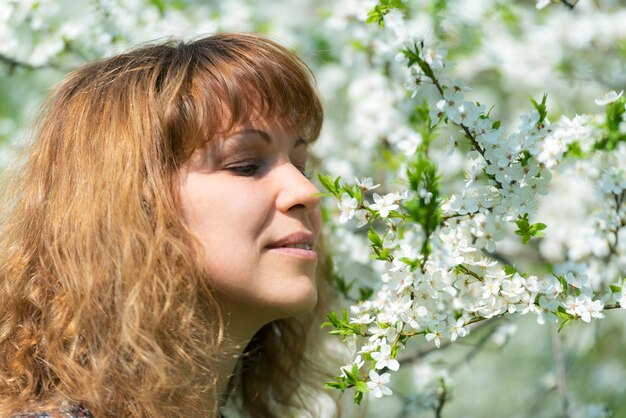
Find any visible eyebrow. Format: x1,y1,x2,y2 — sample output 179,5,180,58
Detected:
229,128,308,147
230,129,271,143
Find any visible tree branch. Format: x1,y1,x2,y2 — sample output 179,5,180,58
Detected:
0,53,73,72
397,318,497,364
0,53,39,71
559,0,578,9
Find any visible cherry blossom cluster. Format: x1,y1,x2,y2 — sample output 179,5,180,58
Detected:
321,3,626,404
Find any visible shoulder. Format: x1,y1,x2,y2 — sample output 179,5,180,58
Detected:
12,404,93,418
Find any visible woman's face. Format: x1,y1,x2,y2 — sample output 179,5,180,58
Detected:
177,117,321,335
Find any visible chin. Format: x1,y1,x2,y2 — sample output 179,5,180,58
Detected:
270,279,318,319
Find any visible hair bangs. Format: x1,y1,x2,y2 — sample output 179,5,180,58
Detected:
186,34,323,148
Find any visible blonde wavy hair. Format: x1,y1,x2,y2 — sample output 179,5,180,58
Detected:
0,33,337,417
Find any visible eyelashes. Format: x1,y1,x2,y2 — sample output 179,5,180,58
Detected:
228,163,261,176
227,162,311,179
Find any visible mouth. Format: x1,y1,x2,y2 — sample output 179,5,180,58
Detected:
266,231,317,260
277,243,314,250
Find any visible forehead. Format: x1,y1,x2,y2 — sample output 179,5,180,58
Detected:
174,83,321,166
214,90,295,130
216,124,309,153
202,79,320,143
212,105,305,143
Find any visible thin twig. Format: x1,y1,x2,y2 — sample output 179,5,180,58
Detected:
605,191,626,260
434,378,448,418
482,250,514,266
427,61,505,190
551,325,570,418
397,319,496,364
449,323,500,370
441,213,467,222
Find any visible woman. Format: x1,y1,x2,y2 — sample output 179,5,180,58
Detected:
0,33,337,417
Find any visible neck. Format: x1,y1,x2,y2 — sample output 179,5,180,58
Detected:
215,307,269,411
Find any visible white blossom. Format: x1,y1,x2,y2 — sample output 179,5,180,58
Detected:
536,0,551,9
369,193,400,218
448,317,467,342
355,176,380,191
594,90,623,106
371,339,400,371
367,370,393,398
337,193,358,223
340,355,365,377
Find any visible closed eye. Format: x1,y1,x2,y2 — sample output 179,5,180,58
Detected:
228,163,261,176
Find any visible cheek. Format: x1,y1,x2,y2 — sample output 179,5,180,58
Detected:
180,175,268,235
178,176,271,276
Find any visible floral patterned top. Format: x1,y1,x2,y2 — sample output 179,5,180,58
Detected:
12,404,92,418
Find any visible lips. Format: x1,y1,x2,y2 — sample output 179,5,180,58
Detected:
266,231,315,250
265,231,317,261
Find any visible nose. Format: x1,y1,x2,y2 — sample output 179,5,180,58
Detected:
275,162,321,214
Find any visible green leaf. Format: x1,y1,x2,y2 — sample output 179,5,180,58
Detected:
558,318,571,333
359,286,374,300
368,227,383,248
401,48,417,67
149,0,166,14
334,274,354,297
354,390,364,404
400,257,421,271
556,305,574,320
341,365,358,382
606,96,626,135
503,264,518,276
565,141,586,159
366,0,406,27
324,381,345,390
342,186,355,199
321,311,340,329
355,380,369,394
318,174,341,197
595,96,626,151
379,248,391,260
528,222,547,238
322,309,364,337
351,363,361,379
519,150,532,166
530,93,548,125
366,5,387,27
516,213,530,229
334,176,342,193
610,284,622,293
555,274,568,291
391,343,401,358
515,214,547,244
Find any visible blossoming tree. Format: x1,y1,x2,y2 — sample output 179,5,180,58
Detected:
1,0,625,417
315,1,625,417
